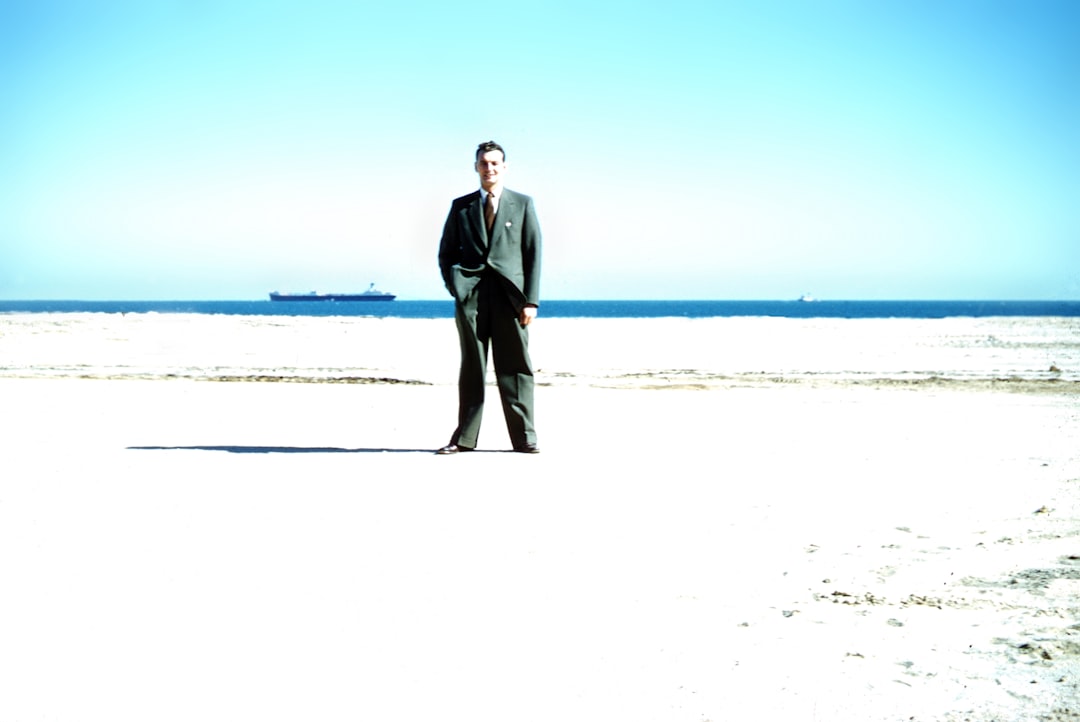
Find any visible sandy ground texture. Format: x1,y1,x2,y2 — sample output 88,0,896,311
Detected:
0,313,1077,388
1,314,1078,721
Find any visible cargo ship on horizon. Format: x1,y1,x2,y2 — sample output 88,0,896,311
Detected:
269,283,396,302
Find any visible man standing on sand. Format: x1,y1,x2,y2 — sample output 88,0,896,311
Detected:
436,140,542,454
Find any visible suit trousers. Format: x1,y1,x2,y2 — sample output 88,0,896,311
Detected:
451,273,536,449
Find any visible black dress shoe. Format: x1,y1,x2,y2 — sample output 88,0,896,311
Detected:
514,443,540,454
436,444,473,455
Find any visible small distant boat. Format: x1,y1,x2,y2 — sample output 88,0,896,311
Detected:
797,293,817,302
270,283,396,302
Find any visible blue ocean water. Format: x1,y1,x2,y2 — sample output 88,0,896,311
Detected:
1,299,1078,318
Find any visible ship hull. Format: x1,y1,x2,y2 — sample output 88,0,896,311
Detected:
269,293,396,302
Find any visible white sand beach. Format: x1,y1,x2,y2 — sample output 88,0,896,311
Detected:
1,314,1078,721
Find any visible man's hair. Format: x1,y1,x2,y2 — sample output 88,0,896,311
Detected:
475,140,505,161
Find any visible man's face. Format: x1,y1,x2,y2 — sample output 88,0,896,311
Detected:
475,150,506,191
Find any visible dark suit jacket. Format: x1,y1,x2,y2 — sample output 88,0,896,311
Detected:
438,188,541,312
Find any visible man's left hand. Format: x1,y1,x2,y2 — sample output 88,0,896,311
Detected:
519,305,538,327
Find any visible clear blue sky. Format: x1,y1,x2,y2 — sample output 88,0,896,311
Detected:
2,0,1077,300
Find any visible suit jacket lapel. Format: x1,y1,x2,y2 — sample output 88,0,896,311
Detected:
489,190,515,245
466,192,487,247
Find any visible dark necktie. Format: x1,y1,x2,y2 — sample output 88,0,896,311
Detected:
484,193,496,235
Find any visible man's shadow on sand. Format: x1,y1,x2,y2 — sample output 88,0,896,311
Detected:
128,445,442,454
